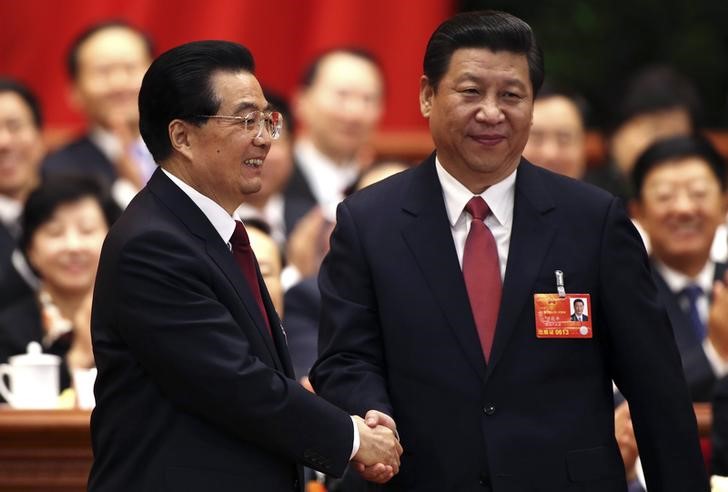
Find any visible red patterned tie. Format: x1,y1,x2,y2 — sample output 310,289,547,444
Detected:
230,221,271,336
463,197,502,361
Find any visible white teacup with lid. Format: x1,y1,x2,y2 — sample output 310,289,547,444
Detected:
0,341,61,409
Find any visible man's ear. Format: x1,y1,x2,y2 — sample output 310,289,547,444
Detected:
168,119,194,161
419,76,434,118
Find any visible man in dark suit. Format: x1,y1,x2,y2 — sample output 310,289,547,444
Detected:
42,21,156,208
311,11,707,491
88,40,401,491
569,298,588,322
0,78,42,308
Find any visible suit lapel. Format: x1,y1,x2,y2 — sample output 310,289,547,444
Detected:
401,156,487,383
146,169,284,370
485,161,556,378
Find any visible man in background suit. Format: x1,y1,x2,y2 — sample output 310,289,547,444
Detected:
285,48,385,232
311,11,706,491
89,40,401,491
617,134,728,490
0,78,42,308
42,20,155,208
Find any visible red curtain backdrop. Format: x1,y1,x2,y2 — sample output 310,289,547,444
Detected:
0,0,454,137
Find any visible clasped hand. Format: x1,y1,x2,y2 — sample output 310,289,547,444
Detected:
352,410,403,484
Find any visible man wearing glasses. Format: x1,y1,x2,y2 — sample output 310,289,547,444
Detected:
88,40,401,491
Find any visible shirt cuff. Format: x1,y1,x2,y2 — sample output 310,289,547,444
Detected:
704,338,728,378
350,416,360,460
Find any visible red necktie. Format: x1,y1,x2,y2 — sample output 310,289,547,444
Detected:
230,221,271,336
462,197,502,361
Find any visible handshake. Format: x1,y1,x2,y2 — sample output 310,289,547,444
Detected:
351,410,404,484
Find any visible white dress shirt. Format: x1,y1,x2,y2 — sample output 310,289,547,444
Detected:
161,168,360,458
435,156,516,280
294,139,359,208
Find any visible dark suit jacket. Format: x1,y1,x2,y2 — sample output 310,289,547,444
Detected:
282,158,318,234
88,169,353,492
312,155,706,491
283,276,321,379
0,222,33,310
42,135,117,187
652,262,727,402
712,374,728,474
570,313,588,322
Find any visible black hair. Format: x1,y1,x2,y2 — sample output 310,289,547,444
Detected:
138,40,255,163
299,47,382,88
573,298,584,307
610,65,702,133
19,175,121,253
0,77,43,128
263,88,293,138
423,10,544,93
66,19,154,80
535,80,590,127
632,134,727,199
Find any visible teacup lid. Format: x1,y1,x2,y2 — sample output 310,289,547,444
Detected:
8,342,62,366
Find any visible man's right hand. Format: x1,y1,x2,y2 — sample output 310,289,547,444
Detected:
352,415,402,483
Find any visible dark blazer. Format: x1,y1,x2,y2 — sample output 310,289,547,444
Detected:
570,313,588,322
282,158,318,233
42,135,117,186
0,222,33,310
652,262,727,402
283,276,321,379
712,374,728,475
88,169,353,492
312,155,707,491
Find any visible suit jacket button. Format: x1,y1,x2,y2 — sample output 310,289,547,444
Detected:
292,478,299,490
479,474,492,489
483,405,496,416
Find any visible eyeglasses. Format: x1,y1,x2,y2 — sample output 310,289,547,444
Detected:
193,111,283,140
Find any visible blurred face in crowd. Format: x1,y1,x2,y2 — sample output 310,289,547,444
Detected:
296,52,384,163
355,161,409,191
247,227,283,315
421,48,533,193
247,130,293,207
0,91,43,201
523,95,586,179
26,197,108,296
632,157,727,275
610,107,691,176
72,26,152,132
172,71,271,214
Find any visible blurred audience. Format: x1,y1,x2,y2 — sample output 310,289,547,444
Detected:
616,134,728,489
286,47,385,231
245,220,284,317
0,175,119,400
0,78,44,309
236,91,296,247
522,83,588,180
42,20,154,208
586,65,701,200
284,160,409,385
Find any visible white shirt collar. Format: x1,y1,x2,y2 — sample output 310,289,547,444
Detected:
293,138,359,207
0,194,22,229
654,259,715,294
161,168,237,245
435,155,517,229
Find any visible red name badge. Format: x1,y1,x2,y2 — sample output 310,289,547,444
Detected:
534,293,592,338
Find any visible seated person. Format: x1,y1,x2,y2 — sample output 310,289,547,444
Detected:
0,78,45,309
0,175,119,400
522,82,589,180
617,134,728,489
